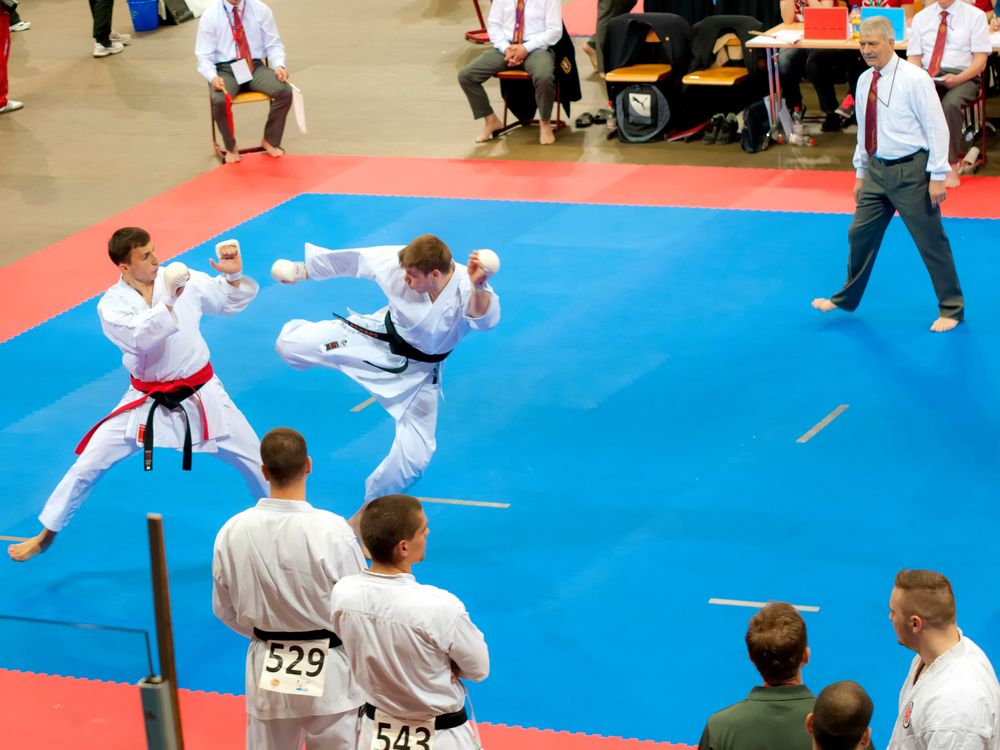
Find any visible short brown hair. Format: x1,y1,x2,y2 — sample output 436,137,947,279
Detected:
894,569,956,628
361,494,423,563
397,234,452,274
260,427,308,485
745,602,808,684
108,227,151,266
812,681,873,750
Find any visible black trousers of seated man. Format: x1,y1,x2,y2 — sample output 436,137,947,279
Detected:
209,60,293,153
831,150,963,321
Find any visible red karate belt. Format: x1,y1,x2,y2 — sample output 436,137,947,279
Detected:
75,362,214,472
927,11,948,78
865,69,879,157
512,0,526,45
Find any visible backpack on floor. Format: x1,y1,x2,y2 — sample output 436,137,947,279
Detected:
739,99,770,153
614,84,671,143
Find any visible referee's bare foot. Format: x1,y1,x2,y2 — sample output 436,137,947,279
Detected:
261,139,285,158
930,317,960,332
539,122,556,145
8,529,56,562
224,150,241,164
811,298,837,312
475,114,503,143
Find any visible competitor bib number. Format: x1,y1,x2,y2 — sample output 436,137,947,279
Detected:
258,639,328,697
370,708,435,750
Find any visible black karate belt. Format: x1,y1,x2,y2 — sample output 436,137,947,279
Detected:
330,312,452,371
363,702,468,731
252,627,343,647
143,384,206,472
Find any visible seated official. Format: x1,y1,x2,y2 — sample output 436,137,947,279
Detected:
907,0,990,185
196,0,293,163
457,0,562,145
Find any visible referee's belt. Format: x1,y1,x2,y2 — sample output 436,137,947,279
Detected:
873,149,927,167
362,702,468,731
74,362,214,473
332,311,452,365
253,627,342,647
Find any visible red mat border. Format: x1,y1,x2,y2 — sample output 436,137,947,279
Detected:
2,154,997,346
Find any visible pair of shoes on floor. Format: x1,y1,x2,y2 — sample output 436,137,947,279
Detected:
0,100,24,114
575,108,612,128
10,20,31,32
702,113,738,144
93,40,125,57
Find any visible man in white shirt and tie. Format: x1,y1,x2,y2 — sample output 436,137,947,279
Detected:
907,0,990,185
195,0,292,163
213,427,366,750
457,0,562,145
331,494,490,750
812,16,964,333
886,569,1000,750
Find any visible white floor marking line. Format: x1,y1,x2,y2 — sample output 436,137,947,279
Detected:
0,535,30,543
418,496,511,509
709,598,820,613
796,404,849,444
351,396,377,413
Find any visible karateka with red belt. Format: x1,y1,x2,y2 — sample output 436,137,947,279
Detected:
8,227,267,562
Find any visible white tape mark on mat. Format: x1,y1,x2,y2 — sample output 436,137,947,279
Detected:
709,598,820,613
796,404,849,443
418,497,510,509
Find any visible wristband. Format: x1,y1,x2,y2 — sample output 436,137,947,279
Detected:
224,271,243,282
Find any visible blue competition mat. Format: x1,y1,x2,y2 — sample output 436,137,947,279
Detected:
1,194,999,744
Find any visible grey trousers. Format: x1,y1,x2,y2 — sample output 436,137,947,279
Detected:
457,47,555,121
209,61,293,152
587,0,638,72
832,150,963,321
937,74,980,164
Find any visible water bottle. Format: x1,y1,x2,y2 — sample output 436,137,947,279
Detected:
788,107,815,146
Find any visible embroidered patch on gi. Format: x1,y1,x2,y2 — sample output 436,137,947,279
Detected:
324,339,348,351
902,700,914,729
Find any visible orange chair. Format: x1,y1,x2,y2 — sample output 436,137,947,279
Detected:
210,91,272,162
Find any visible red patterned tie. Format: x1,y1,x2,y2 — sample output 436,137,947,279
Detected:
865,70,879,157
512,0,526,45
927,11,948,78
232,5,254,72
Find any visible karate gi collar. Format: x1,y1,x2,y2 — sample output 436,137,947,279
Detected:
255,497,316,512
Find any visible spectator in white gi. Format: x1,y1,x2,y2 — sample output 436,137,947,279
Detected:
8,227,266,563
273,235,500,538
806,681,874,750
887,569,1000,750
331,494,489,750
212,427,366,750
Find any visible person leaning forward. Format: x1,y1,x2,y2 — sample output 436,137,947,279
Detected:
812,16,964,333
196,0,292,163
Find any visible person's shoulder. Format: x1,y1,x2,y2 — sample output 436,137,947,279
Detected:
897,58,931,82
410,580,466,612
213,507,255,545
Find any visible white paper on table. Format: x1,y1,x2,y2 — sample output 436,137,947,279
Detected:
773,29,805,43
290,83,308,135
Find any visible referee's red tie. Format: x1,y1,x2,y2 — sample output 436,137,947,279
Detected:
233,5,254,72
927,11,948,78
865,70,879,158
512,0,526,45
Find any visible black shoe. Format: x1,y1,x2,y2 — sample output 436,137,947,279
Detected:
719,114,740,144
821,112,843,132
702,114,725,144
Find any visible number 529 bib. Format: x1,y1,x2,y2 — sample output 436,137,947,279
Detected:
370,708,435,750
258,639,328,697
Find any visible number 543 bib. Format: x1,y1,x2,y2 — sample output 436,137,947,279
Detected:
258,639,328,697
370,708,435,750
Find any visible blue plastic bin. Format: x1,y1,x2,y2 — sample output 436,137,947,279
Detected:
127,0,159,32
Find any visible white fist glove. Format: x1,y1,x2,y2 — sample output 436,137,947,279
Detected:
163,262,190,301
271,259,309,284
474,249,500,276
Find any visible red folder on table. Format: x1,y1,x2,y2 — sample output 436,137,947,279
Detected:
804,7,850,40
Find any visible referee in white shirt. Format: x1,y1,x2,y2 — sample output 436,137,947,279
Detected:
812,16,964,333
887,569,1000,750
332,495,490,750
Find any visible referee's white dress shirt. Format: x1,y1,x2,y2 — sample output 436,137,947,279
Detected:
853,56,951,180
487,0,562,54
907,0,991,73
195,0,287,82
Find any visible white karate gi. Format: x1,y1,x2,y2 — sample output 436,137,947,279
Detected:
331,570,490,750
887,633,1000,750
38,270,267,532
213,498,368,750
275,244,501,502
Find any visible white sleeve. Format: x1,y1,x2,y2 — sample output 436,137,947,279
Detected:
190,270,260,317
915,73,951,180
971,10,992,54
906,13,926,59
195,13,220,83
99,296,180,356
260,4,286,69
488,0,509,53
524,0,562,53
853,77,869,178
212,534,253,638
447,609,490,682
304,243,400,282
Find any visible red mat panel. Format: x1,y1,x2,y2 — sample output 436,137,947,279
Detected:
3,154,999,345
0,668,693,749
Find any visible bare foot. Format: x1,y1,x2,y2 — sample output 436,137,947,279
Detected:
8,528,56,562
930,317,960,332
224,150,241,164
811,298,837,312
582,44,598,71
539,122,556,145
261,139,285,158
945,167,960,188
475,114,503,143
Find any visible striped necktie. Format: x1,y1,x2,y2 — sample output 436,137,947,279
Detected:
232,5,254,72
865,70,880,157
927,11,948,78
512,0,526,45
